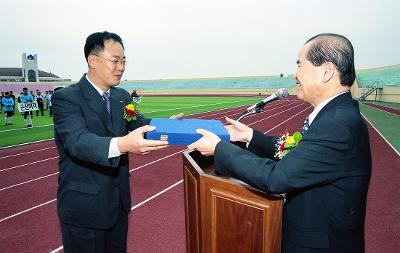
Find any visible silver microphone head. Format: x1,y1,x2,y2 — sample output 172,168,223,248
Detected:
276,88,289,99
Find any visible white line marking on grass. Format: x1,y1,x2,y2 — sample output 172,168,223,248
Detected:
0,146,56,160
0,124,54,133
0,156,58,172
145,99,257,114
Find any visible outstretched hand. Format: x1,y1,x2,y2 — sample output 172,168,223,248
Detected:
187,129,221,156
224,117,253,143
118,125,168,155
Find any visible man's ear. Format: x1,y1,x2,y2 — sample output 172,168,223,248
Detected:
322,62,335,83
87,54,96,69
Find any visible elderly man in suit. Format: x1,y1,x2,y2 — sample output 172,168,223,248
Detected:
188,33,372,253
53,31,182,253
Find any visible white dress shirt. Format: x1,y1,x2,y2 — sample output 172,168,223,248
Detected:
307,91,349,126
86,74,122,158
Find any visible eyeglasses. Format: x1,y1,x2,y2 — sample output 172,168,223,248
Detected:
92,54,128,67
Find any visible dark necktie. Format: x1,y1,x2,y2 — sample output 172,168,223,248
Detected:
102,92,110,114
302,117,310,134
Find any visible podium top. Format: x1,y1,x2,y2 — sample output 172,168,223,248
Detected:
183,150,283,200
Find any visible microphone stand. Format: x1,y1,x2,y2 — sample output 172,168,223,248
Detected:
236,107,263,122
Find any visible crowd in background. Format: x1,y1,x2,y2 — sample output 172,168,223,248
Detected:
0,88,54,127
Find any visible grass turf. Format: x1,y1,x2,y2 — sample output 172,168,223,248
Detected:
0,96,260,148
359,103,400,151
1,97,398,153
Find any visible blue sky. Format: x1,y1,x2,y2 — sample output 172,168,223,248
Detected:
1,0,399,81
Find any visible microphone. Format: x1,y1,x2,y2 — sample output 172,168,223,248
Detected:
246,88,289,111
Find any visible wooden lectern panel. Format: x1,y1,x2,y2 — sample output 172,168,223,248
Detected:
183,151,283,253
184,163,201,253
202,177,282,253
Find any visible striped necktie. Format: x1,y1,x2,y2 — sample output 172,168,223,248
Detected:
102,92,110,114
302,117,310,134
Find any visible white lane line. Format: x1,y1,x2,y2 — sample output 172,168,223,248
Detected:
0,138,55,150
48,179,184,253
0,150,184,221
0,102,306,223
131,180,183,210
0,199,56,223
264,105,312,133
0,172,59,192
247,102,304,127
129,150,185,172
49,246,63,253
0,102,302,190
0,146,56,160
364,103,400,117
362,114,400,157
46,101,307,253
0,156,59,172
0,102,249,154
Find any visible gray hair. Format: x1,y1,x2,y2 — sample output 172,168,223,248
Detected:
305,33,355,86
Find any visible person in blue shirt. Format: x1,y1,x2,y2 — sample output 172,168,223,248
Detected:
19,87,34,128
2,92,14,125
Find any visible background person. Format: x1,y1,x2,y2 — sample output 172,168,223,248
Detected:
188,33,372,253
35,90,44,116
19,87,34,128
53,31,182,253
2,92,14,125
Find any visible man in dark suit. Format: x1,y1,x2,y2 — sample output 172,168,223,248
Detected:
188,33,372,253
53,31,181,253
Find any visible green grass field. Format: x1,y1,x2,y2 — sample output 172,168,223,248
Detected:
359,102,400,151
0,96,260,148
1,97,398,153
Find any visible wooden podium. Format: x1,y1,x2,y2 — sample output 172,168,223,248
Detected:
183,150,283,253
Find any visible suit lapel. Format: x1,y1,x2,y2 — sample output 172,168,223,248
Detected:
79,76,114,134
312,92,352,126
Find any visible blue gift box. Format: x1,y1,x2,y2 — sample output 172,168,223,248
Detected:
146,118,230,145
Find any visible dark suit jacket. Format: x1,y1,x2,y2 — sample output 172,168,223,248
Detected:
53,75,150,229
214,92,371,253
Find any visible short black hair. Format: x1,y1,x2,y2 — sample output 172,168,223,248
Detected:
84,31,124,62
305,33,355,87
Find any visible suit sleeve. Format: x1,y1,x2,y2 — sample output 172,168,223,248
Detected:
247,130,278,159
53,90,119,167
214,119,353,194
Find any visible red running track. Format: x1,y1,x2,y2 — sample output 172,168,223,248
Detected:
0,97,399,252
364,102,400,116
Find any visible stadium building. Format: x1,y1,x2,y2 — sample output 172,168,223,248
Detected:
0,53,68,82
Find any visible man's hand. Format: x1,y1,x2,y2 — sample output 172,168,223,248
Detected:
224,117,253,143
187,129,221,156
117,125,168,155
169,113,184,119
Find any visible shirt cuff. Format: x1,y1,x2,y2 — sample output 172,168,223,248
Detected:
108,137,122,158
